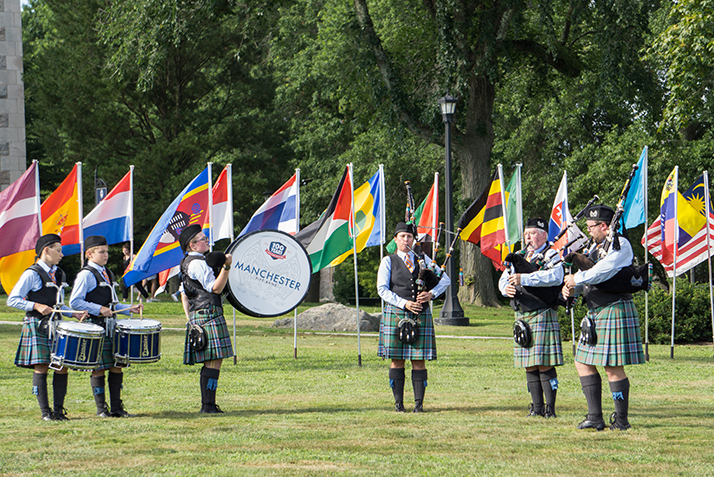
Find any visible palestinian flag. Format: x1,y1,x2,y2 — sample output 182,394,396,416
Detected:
457,170,507,270
295,166,353,272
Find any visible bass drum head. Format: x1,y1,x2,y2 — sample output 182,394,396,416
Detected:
225,230,312,317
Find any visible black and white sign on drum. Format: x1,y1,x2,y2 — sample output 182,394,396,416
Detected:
225,230,312,317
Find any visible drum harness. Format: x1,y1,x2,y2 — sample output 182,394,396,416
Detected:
46,279,88,371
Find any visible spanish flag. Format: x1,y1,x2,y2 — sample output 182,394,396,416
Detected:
457,170,508,270
0,164,83,291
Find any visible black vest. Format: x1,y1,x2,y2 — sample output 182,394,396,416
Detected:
389,253,420,302
583,239,632,309
510,252,560,313
25,264,66,319
181,254,222,312
81,265,115,320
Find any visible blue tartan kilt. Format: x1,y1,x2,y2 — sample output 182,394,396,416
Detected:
378,304,436,361
513,307,564,368
15,315,52,368
183,306,234,365
574,299,645,367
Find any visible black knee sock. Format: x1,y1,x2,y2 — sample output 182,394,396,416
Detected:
91,375,106,412
52,373,68,413
540,368,558,407
609,378,630,421
412,369,427,404
200,367,209,407
389,368,405,404
526,370,544,413
202,367,220,406
580,373,603,420
108,372,124,412
33,373,51,417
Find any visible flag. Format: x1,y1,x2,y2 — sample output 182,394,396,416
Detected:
549,171,587,256
0,163,83,291
123,168,210,287
386,173,438,254
295,166,353,272
659,167,679,264
239,172,298,237
83,169,132,245
212,164,233,243
330,167,385,266
457,170,508,270
0,161,40,258
644,172,713,277
623,146,648,229
505,165,522,247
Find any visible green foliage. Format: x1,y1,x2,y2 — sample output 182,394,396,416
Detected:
331,247,381,304
633,280,714,344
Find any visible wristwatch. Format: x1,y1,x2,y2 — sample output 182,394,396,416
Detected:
222,264,230,271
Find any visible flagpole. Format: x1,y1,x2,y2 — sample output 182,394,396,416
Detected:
379,164,385,321
129,166,135,306
224,164,237,365
33,160,42,235
75,163,84,267
207,162,214,251
643,146,649,361
703,171,714,357
516,163,523,242
498,164,510,257
670,166,679,359
293,169,300,359
346,164,362,366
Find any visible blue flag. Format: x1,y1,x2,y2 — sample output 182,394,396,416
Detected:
623,146,647,229
123,168,210,287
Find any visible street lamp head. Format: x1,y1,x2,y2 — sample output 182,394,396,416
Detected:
438,93,458,122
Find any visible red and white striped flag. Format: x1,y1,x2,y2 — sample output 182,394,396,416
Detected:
0,161,40,259
644,173,714,277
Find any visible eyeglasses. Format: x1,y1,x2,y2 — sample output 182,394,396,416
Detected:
586,223,602,231
191,237,209,244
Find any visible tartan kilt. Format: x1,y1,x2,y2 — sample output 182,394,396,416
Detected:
14,315,52,368
378,304,436,361
574,299,645,367
183,306,234,365
513,307,564,368
86,318,128,371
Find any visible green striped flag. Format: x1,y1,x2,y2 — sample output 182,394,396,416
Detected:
505,164,522,247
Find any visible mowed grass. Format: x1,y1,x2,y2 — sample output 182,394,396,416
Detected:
1,299,713,476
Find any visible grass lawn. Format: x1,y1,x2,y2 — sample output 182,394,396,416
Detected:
1,298,713,476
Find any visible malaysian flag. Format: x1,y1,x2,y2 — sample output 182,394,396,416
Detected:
644,173,714,277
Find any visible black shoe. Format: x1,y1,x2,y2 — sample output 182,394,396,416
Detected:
395,401,406,413
544,404,557,419
51,407,69,421
609,412,631,431
413,400,424,413
527,403,544,417
577,415,606,431
111,400,135,418
201,404,224,414
41,410,53,422
97,405,112,418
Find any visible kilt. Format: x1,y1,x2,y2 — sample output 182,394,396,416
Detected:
14,315,51,368
183,306,234,365
513,307,564,368
378,304,436,361
574,299,645,367
87,318,128,371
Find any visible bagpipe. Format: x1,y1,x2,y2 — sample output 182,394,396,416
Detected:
562,164,652,294
503,245,563,310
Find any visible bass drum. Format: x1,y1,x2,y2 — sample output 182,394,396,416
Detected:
225,230,312,317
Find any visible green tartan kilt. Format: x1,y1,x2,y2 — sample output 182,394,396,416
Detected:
14,315,51,368
513,307,564,368
183,306,234,365
87,318,128,371
378,304,436,361
574,299,645,367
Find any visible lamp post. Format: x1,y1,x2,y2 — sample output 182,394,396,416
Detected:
435,93,467,326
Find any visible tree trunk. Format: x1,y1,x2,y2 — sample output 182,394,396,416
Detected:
454,74,500,307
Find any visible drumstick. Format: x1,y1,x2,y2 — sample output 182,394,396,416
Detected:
139,297,143,320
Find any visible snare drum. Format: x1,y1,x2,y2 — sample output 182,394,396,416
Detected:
112,319,162,365
51,321,104,370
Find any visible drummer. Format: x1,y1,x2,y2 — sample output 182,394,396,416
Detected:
69,235,142,418
8,234,88,421
178,224,234,414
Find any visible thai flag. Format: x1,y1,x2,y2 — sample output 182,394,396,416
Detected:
239,172,298,237
83,169,132,246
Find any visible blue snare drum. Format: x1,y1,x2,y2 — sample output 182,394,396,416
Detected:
51,321,104,370
113,319,162,365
